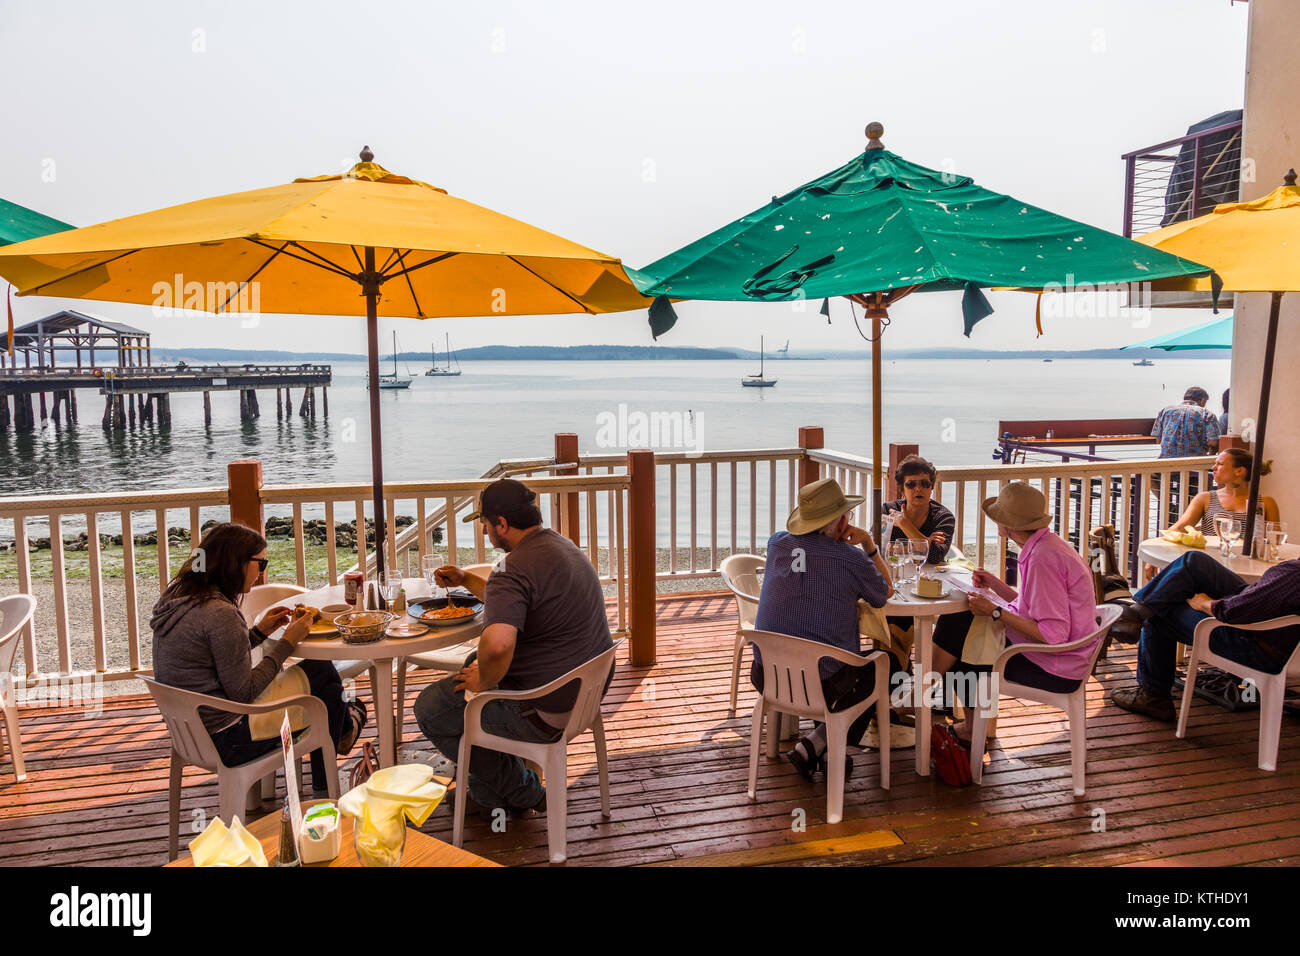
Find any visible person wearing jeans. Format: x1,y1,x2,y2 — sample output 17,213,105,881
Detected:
1109,551,1300,721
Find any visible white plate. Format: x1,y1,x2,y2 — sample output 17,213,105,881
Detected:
908,584,953,600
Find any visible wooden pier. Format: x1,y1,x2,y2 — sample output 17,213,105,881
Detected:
0,364,332,433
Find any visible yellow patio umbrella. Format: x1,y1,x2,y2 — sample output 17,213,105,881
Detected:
0,147,652,573
1138,169,1300,543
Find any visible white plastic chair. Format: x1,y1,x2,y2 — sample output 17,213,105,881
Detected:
0,595,37,782
743,629,890,825
970,604,1121,796
453,640,621,864
1177,614,1300,771
720,554,764,713
141,676,340,861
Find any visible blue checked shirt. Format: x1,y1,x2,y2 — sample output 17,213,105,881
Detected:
754,530,891,679
1152,401,1221,458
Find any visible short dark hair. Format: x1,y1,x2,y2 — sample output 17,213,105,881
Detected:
1222,388,1230,412
478,479,543,530
894,454,937,488
1184,386,1209,403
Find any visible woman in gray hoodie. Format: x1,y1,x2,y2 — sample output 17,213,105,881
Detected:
151,522,365,793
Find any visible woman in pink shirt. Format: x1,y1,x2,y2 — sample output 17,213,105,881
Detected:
931,482,1101,746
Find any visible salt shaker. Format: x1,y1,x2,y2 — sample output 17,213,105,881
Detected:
274,800,300,867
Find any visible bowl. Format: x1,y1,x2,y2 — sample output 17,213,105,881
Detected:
335,610,394,644
320,604,352,625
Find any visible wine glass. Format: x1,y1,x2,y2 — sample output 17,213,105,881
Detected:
1219,517,1242,558
1213,515,1232,557
380,568,402,606
909,538,931,578
1267,522,1288,563
888,541,908,589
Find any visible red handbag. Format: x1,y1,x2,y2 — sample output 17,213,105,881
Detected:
931,725,973,787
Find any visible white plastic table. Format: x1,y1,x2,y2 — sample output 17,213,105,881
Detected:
290,578,483,768
882,567,972,777
1137,537,1300,585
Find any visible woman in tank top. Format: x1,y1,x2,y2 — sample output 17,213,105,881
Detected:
1169,448,1280,536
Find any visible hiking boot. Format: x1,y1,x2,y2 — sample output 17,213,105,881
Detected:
1111,685,1176,722
1107,604,1149,645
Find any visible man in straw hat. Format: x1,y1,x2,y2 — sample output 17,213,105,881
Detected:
929,482,1100,746
752,477,893,779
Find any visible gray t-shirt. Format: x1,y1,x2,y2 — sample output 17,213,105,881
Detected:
484,528,613,717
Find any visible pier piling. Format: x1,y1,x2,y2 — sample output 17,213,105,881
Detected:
321,387,327,417
15,393,34,432
0,394,9,432
203,391,211,426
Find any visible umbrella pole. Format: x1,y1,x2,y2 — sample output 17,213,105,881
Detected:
1243,290,1284,546
872,311,883,541
363,246,388,595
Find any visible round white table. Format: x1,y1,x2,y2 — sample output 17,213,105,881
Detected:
1137,537,1300,585
882,567,972,777
291,578,483,768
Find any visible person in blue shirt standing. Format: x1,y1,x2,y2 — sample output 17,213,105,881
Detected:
752,477,893,779
1153,386,1221,504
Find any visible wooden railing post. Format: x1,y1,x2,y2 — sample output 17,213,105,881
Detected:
797,426,824,489
228,459,265,537
887,442,919,500
627,449,657,667
555,432,581,547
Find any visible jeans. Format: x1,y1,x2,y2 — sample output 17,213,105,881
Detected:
414,662,563,813
750,654,889,744
209,659,348,791
1134,551,1287,694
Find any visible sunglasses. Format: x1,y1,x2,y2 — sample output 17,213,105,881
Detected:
249,557,268,572
904,479,933,490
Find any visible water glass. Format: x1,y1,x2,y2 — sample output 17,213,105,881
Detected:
888,541,908,588
422,552,444,599
380,568,402,605
1219,517,1242,558
1267,522,1288,563
909,538,930,576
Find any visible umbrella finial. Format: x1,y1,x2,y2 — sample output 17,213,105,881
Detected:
865,122,885,151
1285,168,1297,187
360,145,375,163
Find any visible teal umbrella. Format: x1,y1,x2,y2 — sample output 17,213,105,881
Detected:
0,197,74,247
632,123,1212,532
1121,314,1232,351
2,197,74,354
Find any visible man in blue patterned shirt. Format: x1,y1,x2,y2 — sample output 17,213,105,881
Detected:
1152,386,1221,458
752,477,892,778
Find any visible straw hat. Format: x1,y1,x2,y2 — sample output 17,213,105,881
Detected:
787,478,865,534
981,482,1052,531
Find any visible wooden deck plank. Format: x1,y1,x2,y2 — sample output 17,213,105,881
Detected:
2,590,1299,867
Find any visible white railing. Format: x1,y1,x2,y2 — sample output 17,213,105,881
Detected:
260,471,630,635
0,486,228,682
575,448,805,579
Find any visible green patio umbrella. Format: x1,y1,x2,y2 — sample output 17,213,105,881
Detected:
1121,314,1233,351
1,197,74,354
631,123,1212,533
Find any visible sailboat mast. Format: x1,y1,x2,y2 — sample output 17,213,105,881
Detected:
760,335,764,376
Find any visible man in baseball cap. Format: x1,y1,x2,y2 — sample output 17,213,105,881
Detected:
416,477,614,819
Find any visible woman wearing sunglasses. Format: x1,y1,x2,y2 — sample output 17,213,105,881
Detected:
151,522,366,794
883,455,955,565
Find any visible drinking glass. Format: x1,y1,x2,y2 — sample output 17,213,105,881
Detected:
1267,522,1288,563
888,541,908,588
909,538,930,577
380,568,402,605
1213,515,1231,557
422,552,445,600
1219,518,1242,558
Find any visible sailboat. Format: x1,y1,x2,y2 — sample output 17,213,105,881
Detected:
425,333,463,377
777,338,790,357
741,336,777,388
371,330,413,390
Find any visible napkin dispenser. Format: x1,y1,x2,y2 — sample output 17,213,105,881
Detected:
298,803,342,864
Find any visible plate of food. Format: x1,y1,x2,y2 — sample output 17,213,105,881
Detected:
908,577,953,600
408,593,484,628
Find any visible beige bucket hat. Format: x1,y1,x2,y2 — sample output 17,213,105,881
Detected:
787,477,865,534
981,481,1052,531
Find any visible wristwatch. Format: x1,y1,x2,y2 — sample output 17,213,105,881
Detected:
991,608,1003,621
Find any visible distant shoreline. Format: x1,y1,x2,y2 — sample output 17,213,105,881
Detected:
150,344,1225,363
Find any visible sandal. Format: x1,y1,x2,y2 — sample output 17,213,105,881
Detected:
818,751,853,777
786,739,819,781
338,699,368,758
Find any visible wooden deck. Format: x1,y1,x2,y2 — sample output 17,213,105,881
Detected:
3,591,1300,867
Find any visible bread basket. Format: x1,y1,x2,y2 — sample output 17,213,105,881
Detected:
335,610,394,644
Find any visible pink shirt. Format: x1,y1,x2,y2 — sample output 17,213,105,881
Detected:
1007,528,1099,680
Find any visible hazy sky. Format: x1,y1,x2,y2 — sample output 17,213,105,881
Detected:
1,0,1248,355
